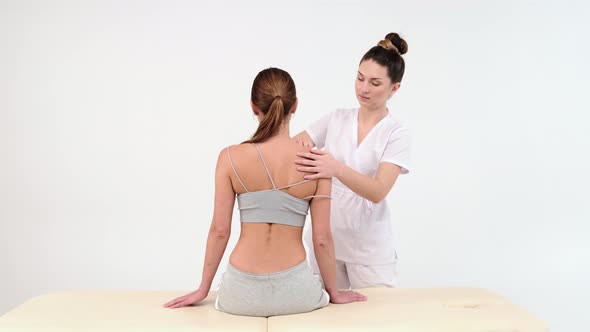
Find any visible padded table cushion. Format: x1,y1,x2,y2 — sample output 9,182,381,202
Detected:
0,291,266,332
0,288,548,332
269,287,548,332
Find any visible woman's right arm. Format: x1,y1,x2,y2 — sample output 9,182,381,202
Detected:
310,178,367,303
164,148,235,308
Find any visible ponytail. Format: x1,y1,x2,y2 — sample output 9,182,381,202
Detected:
243,68,297,144
244,97,287,144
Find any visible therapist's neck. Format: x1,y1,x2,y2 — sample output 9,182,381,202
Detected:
359,105,388,124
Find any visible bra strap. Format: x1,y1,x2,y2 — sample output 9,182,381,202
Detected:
227,146,249,192
252,143,277,189
276,179,311,190
303,195,332,200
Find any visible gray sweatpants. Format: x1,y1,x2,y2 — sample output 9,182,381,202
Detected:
215,261,330,317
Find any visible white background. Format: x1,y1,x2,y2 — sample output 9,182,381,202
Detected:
1,1,588,331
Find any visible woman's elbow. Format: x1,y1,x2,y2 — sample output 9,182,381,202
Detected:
312,232,333,249
210,223,230,240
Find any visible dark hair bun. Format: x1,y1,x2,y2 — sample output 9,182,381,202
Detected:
385,32,408,55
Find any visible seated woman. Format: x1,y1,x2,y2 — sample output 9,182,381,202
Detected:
164,67,366,317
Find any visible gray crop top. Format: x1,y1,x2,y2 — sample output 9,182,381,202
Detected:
227,144,330,227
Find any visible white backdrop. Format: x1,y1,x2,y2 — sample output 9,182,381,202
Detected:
1,1,588,331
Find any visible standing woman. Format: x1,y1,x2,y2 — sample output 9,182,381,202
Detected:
294,33,411,289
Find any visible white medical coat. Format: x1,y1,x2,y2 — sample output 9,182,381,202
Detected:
306,108,410,265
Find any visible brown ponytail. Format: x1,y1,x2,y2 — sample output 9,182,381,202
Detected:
243,68,296,144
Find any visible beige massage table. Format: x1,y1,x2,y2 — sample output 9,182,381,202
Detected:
0,288,548,332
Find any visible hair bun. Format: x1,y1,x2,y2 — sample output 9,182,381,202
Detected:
383,32,408,55
377,39,399,54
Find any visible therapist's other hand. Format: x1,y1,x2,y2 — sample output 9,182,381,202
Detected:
163,288,208,308
295,149,343,180
329,289,368,304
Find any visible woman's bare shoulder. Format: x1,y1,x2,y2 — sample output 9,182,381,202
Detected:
223,143,257,157
216,144,256,169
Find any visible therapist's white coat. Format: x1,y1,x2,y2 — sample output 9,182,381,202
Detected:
304,108,411,270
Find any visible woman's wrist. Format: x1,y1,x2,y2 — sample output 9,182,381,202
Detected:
197,282,211,293
325,287,339,297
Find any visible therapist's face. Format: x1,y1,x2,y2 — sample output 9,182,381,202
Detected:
355,60,400,111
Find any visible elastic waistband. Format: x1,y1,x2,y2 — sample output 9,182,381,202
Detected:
226,261,308,280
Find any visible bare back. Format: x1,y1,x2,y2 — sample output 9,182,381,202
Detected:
225,137,317,273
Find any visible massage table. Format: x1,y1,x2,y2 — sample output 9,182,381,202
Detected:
0,287,548,331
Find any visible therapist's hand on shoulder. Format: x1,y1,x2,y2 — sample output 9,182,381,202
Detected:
295,149,343,180
329,289,368,304
292,131,315,148
293,137,314,148
163,288,208,308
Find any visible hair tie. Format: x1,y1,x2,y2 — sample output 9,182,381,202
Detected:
377,39,400,55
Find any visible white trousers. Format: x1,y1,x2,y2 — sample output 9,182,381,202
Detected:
334,259,397,289
308,250,398,289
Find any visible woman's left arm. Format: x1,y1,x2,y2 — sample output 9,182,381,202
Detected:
296,150,400,204
164,149,235,308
